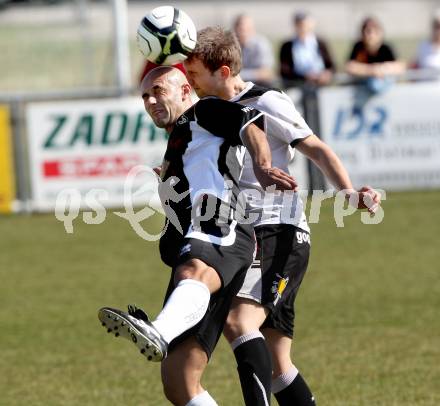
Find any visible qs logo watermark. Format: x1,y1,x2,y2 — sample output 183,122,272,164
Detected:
54,165,386,241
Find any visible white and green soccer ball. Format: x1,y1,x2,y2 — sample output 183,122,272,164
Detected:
136,6,197,65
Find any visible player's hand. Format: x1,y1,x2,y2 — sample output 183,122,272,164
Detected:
254,166,298,191
347,186,381,214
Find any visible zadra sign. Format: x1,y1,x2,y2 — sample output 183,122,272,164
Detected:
27,97,167,211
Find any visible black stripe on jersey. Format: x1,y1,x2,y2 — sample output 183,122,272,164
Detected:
234,84,282,103
218,142,242,187
195,97,265,144
290,135,311,148
162,106,194,179
159,107,195,267
290,139,302,148
161,106,195,233
218,141,245,219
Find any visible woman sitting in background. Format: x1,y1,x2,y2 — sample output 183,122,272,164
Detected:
345,16,406,93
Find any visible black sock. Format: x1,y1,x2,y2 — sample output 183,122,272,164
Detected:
274,372,315,406
233,336,272,406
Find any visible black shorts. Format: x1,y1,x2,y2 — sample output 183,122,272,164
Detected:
237,224,311,338
163,222,255,358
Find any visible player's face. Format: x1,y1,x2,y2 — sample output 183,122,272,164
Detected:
142,75,184,131
184,58,223,98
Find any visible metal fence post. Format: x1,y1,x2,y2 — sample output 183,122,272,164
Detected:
110,0,132,94
10,99,32,212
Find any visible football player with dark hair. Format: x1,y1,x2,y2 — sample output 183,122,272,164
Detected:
99,65,296,406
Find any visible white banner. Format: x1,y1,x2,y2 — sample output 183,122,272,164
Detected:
26,92,312,212
27,97,167,211
318,82,440,190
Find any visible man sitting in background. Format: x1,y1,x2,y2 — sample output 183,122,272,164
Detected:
279,11,335,88
233,13,275,87
414,12,440,76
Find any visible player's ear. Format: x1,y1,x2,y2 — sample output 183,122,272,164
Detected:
219,65,231,79
181,83,192,100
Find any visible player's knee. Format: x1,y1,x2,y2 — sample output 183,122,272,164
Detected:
175,260,221,292
175,264,202,282
224,300,269,342
223,313,245,342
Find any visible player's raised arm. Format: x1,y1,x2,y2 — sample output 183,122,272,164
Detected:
241,123,297,191
296,133,381,213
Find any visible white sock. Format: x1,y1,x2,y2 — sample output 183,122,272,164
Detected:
272,365,299,393
185,391,218,406
230,330,265,351
152,279,210,344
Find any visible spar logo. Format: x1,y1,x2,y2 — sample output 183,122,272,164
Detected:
332,105,388,140
42,155,141,178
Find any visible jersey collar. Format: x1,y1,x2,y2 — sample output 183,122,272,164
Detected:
230,82,255,102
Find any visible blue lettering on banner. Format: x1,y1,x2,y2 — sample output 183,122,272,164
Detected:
332,106,388,140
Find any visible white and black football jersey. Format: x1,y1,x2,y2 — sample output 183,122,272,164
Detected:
158,97,264,267
231,82,313,231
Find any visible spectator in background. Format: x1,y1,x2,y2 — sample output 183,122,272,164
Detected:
414,12,440,72
279,11,335,88
233,14,275,87
346,16,406,93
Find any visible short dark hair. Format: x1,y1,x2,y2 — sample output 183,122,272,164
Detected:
187,26,242,76
361,16,382,34
433,14,440,29
293,11,309,24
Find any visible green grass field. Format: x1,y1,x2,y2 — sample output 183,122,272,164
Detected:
1,190,439,405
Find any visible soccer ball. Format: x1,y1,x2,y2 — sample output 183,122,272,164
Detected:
136,6,197,65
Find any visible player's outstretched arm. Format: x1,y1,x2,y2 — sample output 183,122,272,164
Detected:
349,186,381,214
296,134,354,189
242,123,297,191
296,134,381,213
